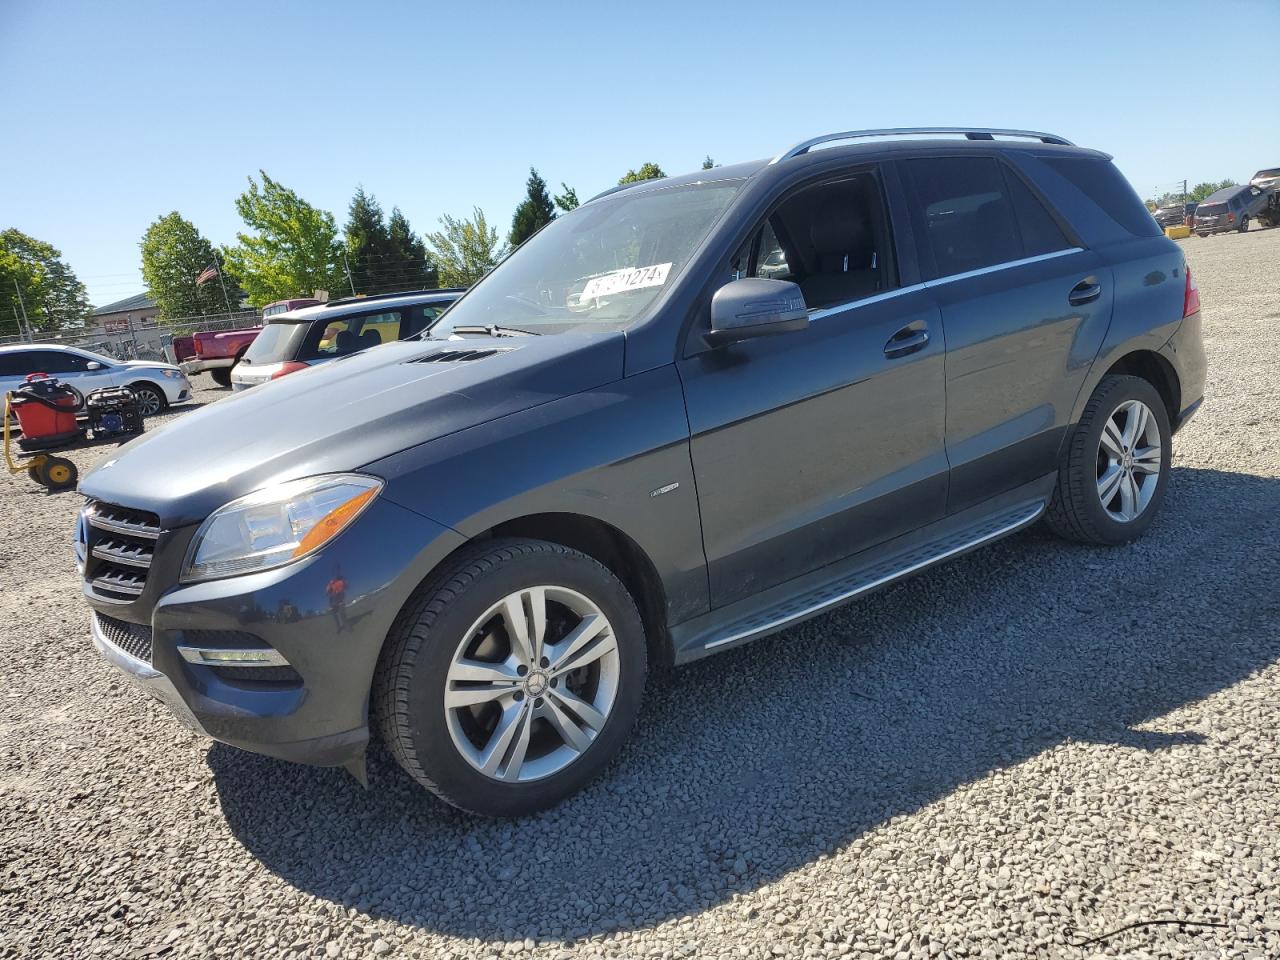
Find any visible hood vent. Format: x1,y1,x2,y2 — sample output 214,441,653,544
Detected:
409,348,511,364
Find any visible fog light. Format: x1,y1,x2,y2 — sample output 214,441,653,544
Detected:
177,646,290,666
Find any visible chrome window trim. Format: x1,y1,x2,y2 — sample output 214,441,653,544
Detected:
806,247,1083,322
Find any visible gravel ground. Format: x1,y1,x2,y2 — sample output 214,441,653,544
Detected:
3,227,1280,960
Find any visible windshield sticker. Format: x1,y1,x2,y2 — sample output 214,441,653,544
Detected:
578,262,672,302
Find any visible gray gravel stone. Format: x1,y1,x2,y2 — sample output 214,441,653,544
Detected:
2,228,1279,959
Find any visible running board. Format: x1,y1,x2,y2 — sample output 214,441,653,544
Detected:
671,496,1046,663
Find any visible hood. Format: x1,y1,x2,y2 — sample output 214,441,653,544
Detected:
120,359,180,371
81,333,626,526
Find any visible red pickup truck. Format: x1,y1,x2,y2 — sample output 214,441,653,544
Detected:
177,299,320,386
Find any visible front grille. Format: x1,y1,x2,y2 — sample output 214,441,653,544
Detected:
81,500,161,602
211,665,301,684
95,613,153,663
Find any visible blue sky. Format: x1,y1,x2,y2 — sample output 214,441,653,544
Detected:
2,0,1277,309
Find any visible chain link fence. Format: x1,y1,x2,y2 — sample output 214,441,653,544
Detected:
0,309,262,363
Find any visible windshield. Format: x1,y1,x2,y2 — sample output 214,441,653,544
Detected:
432,180,742,335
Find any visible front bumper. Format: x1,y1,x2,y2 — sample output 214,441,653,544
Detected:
85,497,467,768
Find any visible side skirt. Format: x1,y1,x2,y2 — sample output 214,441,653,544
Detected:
670,476,1054,663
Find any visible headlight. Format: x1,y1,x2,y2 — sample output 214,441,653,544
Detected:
161,369,181,379
182,474,382,582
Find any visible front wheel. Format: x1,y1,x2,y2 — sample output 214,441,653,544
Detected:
375,539,647,816
129,383,167,417
1046,374,1171,545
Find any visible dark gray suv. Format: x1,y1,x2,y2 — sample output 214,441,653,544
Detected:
77,127,1207,816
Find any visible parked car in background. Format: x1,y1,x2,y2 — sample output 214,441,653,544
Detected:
1250,167,1280,190
77,128,1206,817
262,297,322,318
0,344,191,416
1152,204,1186,228
180,326,262,386
230,289,461,391
1192,184,1270,235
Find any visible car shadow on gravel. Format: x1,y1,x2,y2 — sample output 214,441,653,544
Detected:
209,465,1280,943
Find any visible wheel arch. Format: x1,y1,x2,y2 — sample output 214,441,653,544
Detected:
1100,349,1181,426
478,512,672,668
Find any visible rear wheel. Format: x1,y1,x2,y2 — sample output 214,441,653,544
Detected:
1238,215,1250,233
375,539,647,817
1046,374,1171,545
210,367,233,388
129,383,166,416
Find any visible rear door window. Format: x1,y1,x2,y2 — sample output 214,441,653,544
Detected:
903,157,1022,278
302,310,405,360
0,351,31,377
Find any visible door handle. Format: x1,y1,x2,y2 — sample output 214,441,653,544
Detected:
1069,277,1102,306
884,325,929,359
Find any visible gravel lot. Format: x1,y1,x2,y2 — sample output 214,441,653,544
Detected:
3,227,1279,960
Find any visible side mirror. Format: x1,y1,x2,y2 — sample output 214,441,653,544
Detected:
85,361,103,371
707,278,809,347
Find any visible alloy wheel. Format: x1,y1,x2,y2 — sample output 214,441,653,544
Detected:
444,585,620,783
134,388,163,416
1096,399,1161,522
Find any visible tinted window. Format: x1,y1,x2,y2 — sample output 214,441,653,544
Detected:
406,300,456,337
301,310,404,361
1003,169,1071,255
734,172,895,310
242,321,306,364
27,350,85,374
0,352,31,377
904,157,1021,278
1041,157,1162,238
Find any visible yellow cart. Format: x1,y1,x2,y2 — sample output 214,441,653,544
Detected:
3,392,79,491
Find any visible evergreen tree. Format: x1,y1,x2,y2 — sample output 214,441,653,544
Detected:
343,187,394,295
509,167,557,247
388,207,436,290
701,155,715,170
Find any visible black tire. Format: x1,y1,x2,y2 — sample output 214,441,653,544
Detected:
129,383,167,416
41,456,78,491
1046,374,1171,545
374,538,647,817
1238,215,1249,233
27,459,48,486
210,367,233,388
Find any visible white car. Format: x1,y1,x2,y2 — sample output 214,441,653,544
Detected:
0,344,192,417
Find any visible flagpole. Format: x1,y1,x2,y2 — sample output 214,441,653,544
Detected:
213,256,234,316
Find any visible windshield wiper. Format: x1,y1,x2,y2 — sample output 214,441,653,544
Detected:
447,324,540,337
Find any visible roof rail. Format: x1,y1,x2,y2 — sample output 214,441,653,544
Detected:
770,127,1075,164
324,288,466,308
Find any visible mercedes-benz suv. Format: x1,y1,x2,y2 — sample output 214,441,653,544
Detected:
76,128,1206,816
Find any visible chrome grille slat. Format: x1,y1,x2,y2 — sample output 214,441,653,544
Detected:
91,539,154,569
81,499,161,601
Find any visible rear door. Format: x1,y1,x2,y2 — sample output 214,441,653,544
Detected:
678,165,949,608
900,154,1113,513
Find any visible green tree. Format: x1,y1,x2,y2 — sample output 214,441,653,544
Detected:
0,229,90,335
701,155,715,170
619,162,666,185
342,186,394,295
424,208,506,288
140,212,239,319
553,183,580,213
387,207,436,291
509,167,558,247
223,171,344,306
1190,179,1237,202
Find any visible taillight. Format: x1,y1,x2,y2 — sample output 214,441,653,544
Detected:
1183,266,1200,318
270,361,309,380
1227,212,1235,222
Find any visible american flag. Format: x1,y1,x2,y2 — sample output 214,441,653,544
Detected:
196,265,219,286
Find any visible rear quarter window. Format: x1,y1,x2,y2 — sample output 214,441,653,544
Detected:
242,321,304,363
1040,157,1162,239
